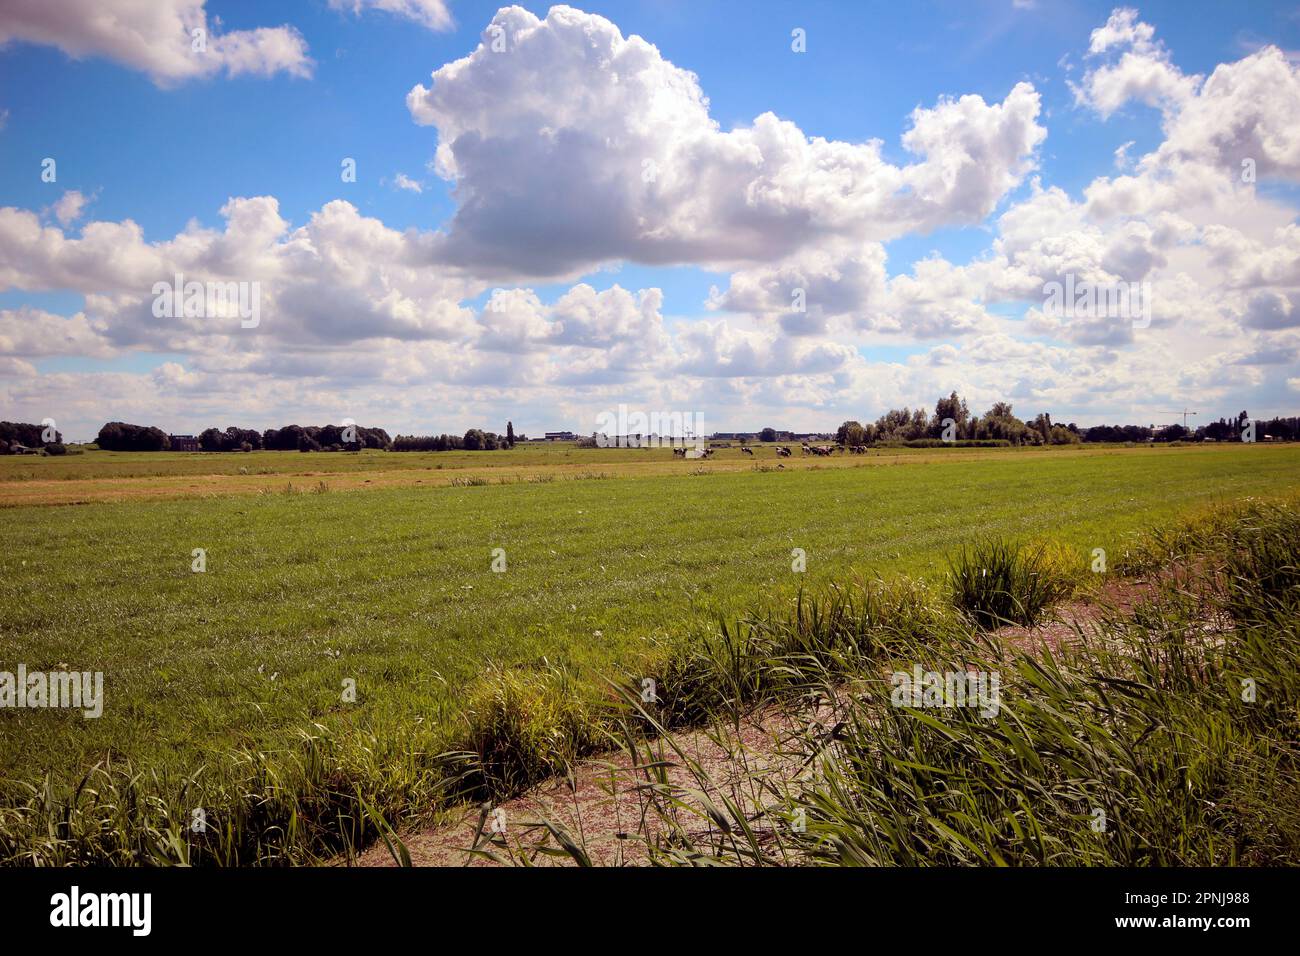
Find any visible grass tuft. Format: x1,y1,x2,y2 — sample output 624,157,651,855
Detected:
948,538,1074,629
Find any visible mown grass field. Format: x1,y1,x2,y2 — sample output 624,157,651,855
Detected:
2,442,1299,835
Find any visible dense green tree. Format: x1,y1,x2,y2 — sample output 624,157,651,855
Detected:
0,421,61,447
836,420,867,445
95,422,169,451
976,404,1034,445
930,392,971,438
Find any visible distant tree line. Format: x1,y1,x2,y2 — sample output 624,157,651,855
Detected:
0,420,64,455
392,423,520,452
834,394,1082,447
252,424,391,452
1189,412,1299,442
45,408,1300,457
94,421,392,452
91,421,530,453
201,426,264,452
834,396,1296,447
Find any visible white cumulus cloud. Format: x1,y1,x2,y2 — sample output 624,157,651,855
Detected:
0,0,312,85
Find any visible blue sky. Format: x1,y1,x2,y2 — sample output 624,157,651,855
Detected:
2,1,1299,438
6,1,1294,259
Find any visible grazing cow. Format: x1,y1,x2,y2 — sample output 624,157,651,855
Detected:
741,446,754,456
672,447,685,458
776,445,792,458
801,443,812,455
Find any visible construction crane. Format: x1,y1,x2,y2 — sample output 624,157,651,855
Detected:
1160,409,1200,429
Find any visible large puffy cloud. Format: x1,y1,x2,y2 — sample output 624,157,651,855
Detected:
707,244,890,336
1149,46,1300,181
1240,291,1300,331
710,244,998,340
0,191,858,390
0,197,478,349
0,192,865,436
1076,11,1300,221
707,2,1300,353
0,0,311,85
0,307,113,358
407,4,1044,278
1203,223,1300,289
475,283,669,358
1073,7,1199,118
707,178,1191,344
672,320,856,379
1063,18,1300,353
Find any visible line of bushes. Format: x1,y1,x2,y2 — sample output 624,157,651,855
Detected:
90,422,394,452
391,427,517,452
87,422,523,453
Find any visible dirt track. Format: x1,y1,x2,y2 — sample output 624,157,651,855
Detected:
351,577,1168,867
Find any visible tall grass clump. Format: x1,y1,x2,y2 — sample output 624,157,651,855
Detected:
456,663,607,797
1213,497,1300,623
948,539,1074,629
0,722,458,866
645,578,955,728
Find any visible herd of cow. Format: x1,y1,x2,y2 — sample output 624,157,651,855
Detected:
793,443,871,456
670,443,870,458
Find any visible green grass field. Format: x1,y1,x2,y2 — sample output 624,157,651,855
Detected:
2,442,1299,789
0,443,605,482
0,440,1185,506
0,441,1028,507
